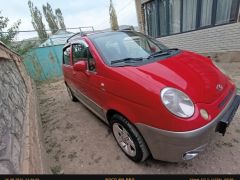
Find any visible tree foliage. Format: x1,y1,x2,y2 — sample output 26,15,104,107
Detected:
109,0,119,31
43,3,59,34
28,0,48,41
55,8,66,30
0,11,21,46
15,40,38,56
0,11,37,56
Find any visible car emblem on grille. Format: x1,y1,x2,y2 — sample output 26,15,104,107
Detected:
216,84,223,91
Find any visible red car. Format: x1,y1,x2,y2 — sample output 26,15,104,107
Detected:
62,30,240,162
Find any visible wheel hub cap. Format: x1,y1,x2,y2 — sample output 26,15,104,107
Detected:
113,123,136,157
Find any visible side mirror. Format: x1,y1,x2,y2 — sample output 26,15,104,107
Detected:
73,61,87,72
150,47,156,52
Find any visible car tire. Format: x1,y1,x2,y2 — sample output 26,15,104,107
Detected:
110,114,149,162
66,84,78,102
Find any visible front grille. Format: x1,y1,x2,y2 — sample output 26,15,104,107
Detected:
218,89,234,109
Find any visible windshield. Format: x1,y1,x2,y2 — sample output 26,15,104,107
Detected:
89,31,171,66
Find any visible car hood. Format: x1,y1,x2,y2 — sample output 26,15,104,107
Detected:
123,50,229,104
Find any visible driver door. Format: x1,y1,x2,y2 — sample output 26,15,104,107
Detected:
72,40,106,121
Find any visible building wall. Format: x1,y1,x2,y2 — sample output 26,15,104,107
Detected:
0,43,50,174
158,22,240,54
135,0,240,60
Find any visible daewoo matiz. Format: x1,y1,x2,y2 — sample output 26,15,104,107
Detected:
62,30,240,162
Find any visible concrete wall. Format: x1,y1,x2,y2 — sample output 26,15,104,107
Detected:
0,42,50,174
0,58,27,173
158,23,240,54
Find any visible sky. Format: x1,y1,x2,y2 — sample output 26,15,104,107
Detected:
1,0,138,40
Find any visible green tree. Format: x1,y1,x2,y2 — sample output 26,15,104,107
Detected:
0,11,21,46
55,8,66,30
0,11,37,56
109,0,119,31
28,0,48,41
15,41,38,56
43,3,59,34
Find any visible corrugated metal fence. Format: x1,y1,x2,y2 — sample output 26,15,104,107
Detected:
23,44,63,81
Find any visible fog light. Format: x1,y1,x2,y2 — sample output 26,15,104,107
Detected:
183,152,199,160
200,109,209,120
182,144,207,161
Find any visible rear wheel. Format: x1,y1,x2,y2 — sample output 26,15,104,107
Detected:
110,114,149,162
66,85,78,102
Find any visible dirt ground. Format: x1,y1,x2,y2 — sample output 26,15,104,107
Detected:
37,62,240,174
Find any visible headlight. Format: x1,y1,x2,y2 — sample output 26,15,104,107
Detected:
160,87,195,118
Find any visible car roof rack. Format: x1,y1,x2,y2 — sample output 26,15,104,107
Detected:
66,29,137,43
66,32,87,43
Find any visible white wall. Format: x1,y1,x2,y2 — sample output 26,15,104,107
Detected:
158,22,240,53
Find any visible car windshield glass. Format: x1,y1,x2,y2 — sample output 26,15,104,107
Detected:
89,31,170,65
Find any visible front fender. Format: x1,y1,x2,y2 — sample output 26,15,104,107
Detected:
104,92,155,124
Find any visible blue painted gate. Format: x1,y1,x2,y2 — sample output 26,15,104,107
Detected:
23,45,64,81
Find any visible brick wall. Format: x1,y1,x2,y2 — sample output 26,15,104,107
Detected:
0,42,50,174
158,22,240,54
0,59,27,173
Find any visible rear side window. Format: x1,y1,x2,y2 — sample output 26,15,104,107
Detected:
63,46,71,65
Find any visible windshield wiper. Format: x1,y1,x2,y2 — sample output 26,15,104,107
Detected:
166,48,179,52
147,51,170,59
147,48,179,59
111,57,143,65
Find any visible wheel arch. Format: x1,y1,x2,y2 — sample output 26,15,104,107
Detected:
106,109,125,124
106,108,136,125
106,108,152,158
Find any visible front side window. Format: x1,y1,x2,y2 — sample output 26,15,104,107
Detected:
72,41,96,71
88,51,96,72
63,46,71,65
72,42,88,64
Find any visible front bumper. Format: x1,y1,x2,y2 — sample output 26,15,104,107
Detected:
136,94,240,162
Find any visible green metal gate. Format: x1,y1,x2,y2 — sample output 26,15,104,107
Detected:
23,44,64,81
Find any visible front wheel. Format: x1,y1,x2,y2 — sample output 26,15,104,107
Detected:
110,114,149,162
